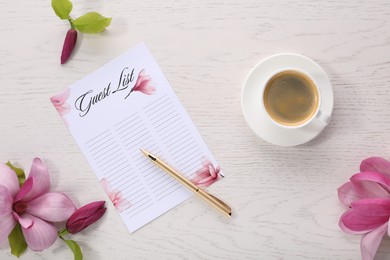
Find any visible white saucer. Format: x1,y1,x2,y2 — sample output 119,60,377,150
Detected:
241,53,334,146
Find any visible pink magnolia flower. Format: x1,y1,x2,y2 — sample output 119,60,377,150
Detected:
0,158,76,251
66,201,106,234
190,161,222,188
100,178,130,211
338,157,390,260
50,88,70,116
125,69,155,98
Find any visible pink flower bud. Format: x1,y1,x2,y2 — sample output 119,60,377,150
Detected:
66,201,106,234
61,29,77,64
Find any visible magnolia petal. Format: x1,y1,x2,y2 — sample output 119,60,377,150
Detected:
0,185,13,217
26,192,76,222
351,172,390,195
14,177,33,202
23,158,50,201
339,209,388,234
361,222,388,260
0,213,16,243
361,157,390,176
21,213,58,251
0,163,20,198
337,182,364,206
351,198,390,216
13,212,34,229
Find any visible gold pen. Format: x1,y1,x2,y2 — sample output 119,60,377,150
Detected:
140,149,232,217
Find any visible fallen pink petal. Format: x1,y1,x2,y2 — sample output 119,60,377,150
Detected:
338,157,390,260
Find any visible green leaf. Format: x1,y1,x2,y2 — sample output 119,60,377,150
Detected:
8,223,27,258
6,161,25,186
51,0,73,20
73,12,112,34
62,238,83,260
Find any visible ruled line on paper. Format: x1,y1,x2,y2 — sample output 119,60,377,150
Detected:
143,168,163,182
157,186,182,201
143,95,170,113
175,150,203,166
147,102,176,119
148,105,177,121
114,178,141,191
125,186,148,199
155,181,181,198
113,111,139,128
100,156,127,171
96,151,124,168
149,174,171,189
93,147,122,161
127,202,154,218
142,93,168,109
86,134,113,149
159,124,187,138
109,174,132,188
172,144,202,160
126,135,153,150
117,120,145,136
84,129,110,145
89,137,116,152
104,165,132,180
90,142,118,157
152,114,181,130
103,161,131,177
155,122,187,137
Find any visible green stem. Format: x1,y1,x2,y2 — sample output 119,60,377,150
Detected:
58,228,69,237
68,17,75,30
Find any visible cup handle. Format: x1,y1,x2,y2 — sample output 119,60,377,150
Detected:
316,110,331,125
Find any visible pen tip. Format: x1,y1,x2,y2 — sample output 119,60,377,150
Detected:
140,149,147,155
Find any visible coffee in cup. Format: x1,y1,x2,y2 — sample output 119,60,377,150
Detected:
263,70,319,127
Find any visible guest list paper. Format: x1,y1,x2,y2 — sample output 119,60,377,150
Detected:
51,43,224,233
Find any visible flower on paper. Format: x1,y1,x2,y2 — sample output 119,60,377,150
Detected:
66,201,106,234
190,160,222,188
50,88,70,116
338,157,390,260
0,158,76,251
125,69,156,99
100,178,130,211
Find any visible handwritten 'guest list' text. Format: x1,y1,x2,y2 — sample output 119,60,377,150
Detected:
51,43,224,233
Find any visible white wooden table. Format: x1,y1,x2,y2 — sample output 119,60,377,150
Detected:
1,0,390,259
